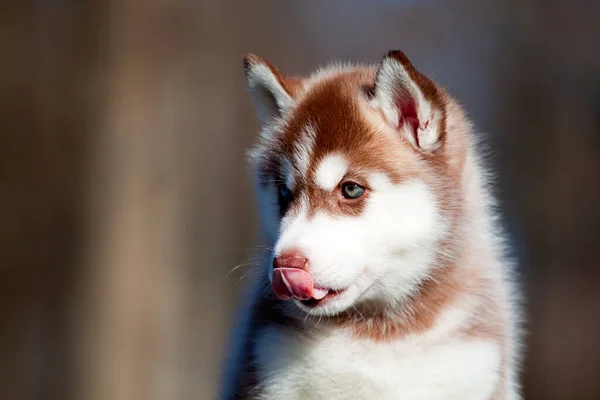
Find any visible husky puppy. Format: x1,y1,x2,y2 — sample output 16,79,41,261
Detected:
220,50,522,400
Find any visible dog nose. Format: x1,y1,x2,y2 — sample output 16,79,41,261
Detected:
273,250,308,270
271,250,322,301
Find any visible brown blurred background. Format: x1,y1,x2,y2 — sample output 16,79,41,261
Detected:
1,0,599,399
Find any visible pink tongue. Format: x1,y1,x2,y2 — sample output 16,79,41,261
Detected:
272,268,329,301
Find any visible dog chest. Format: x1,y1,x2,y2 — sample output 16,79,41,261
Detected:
253,326,501,400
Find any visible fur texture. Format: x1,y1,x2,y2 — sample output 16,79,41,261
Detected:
221,50,522,400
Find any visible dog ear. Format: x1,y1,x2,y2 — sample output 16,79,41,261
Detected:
371,50,445,152
244,54,301,124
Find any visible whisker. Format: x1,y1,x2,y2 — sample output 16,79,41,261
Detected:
237,268,262,285
240,245,273,252
226,259,261,278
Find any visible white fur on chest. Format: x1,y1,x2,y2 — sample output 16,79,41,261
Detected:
254,326,501,400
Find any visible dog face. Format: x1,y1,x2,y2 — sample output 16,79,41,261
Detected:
245,51,458,316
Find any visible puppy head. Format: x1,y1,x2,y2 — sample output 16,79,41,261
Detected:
244,51,462,316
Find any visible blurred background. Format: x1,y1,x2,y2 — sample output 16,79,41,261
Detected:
1,0,599,399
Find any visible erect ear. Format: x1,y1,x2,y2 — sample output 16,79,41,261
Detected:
371,50,446,152
243,54,300,124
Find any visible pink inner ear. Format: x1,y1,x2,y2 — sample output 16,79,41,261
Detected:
395,98,420,147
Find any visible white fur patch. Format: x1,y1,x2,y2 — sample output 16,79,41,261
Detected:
255,325,501,400
314,153,348,190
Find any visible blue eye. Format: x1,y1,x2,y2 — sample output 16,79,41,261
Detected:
279,184,293,202
341,182,365,199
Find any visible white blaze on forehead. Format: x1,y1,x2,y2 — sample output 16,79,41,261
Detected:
292,124,317,176
315,153,348,190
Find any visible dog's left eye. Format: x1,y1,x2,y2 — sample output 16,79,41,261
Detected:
279,184,292,201
278,183,293,206
341,182,365,199
277,183,294,215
